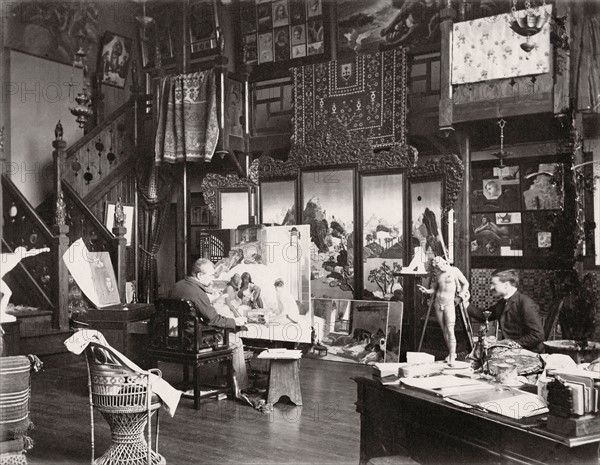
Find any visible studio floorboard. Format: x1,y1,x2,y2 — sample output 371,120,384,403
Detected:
27,357,370,465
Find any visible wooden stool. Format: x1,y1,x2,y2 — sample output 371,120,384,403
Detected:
266,359,302,406
256,350,303,406
367,455,419,465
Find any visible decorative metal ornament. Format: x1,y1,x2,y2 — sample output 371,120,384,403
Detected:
95,139,104,176
69,45,94,128
509,0,551,52
107,128,116,165
491,119,512,167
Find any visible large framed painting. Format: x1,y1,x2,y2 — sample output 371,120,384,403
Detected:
301,168,356,300
409,178,448,268
4,2,100,66
471,156,569,268
260,180,296,225
336,0,440,55
310,298,391,364
196,225,312,343
361,173,404,301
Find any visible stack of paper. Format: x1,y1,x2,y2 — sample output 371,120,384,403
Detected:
448,388,548,419
400,375,496,397
373,363,404,378
399,362,445,378
257,349,302,360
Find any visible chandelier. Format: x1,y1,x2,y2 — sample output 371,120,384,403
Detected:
509,0,551,52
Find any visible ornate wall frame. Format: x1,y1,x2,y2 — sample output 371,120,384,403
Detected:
258,118,464,299
200,159,259,217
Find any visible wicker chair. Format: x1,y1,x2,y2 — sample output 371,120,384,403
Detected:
148,299,234,410
85,342,164,465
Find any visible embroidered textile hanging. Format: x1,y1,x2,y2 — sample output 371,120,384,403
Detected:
451,6,552,85
154,70,219,163
292,47,407,148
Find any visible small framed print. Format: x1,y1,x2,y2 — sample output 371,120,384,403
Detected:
307,0,322,17
307,18,323,43
257,2,273,32
243,34,258,63
272,0,290,28
291,24,306,45
307,41,323,56
292,44,306,58
290,0,307,24
258,32,274,64
274,27,290,61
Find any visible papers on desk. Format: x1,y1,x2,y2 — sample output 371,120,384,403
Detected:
257,349,302,360
400,375,496,397
448,388,548,420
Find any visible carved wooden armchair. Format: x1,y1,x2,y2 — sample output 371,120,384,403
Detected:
148,299,234,409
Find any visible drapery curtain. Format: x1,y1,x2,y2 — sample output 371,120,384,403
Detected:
154,70,219,164
137,160,175,303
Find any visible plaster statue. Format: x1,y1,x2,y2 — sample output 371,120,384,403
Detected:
1,247,50,324
417,256,469,365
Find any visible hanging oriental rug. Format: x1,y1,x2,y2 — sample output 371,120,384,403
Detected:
292,47,407,149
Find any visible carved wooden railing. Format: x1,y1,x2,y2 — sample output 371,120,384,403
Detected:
1,175,68,330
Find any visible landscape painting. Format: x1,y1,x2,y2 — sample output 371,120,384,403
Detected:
362,173,404,301
410,179,447,266
261,180,296,225
301,169,355,300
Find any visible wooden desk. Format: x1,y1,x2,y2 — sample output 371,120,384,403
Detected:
83,303,154,368
354,377,600,465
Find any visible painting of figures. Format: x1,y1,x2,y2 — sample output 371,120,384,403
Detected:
362,173,404,301
336,0,440,55
410,180,447,267
201,225,312,343
261,181,296,225
309,299,391,364
301,169,355,300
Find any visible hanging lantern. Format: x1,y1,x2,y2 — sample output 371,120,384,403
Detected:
69,43,94,128
509,0,551,52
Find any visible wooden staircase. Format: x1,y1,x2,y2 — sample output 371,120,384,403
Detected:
2,94,152,358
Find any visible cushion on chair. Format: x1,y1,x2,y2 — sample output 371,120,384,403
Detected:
0,357,31,442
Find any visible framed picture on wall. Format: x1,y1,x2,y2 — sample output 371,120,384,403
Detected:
219,189,250,229
188,0,218,57
261,180,296,225
301,168,355,300
361,172,405,300
98,32,133,89
104,201,135,247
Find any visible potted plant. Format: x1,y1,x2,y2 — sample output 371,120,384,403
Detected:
547,270,600,363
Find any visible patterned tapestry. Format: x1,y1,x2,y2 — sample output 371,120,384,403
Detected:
154,70,219,164
451,5,552,85
292,47,407,148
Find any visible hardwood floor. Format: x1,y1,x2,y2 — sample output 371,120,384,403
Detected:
27,357,370,465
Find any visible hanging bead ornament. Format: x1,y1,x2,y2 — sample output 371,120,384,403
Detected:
491,119,513,167
84,146,93,184
106,127,116,165
8,202,17,222
72,156,81,176
95,138,104,176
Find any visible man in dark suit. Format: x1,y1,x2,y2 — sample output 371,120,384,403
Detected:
468,269,545,353
169,258,249,396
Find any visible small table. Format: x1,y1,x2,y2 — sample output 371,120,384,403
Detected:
258,350,303,406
